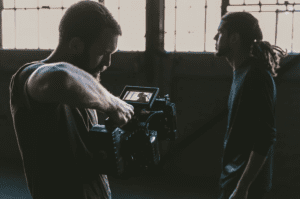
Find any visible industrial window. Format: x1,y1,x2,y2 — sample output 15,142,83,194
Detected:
164,0,222,52
104,0,146,51
227,0,300,53
1,0,146,51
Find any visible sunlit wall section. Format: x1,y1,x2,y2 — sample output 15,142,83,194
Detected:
293,11,300,53
228,0,300,53
105,0,146,51
164,0,176,52
2,0,145,51
16,9,39,49
165,0,221,52
175,0,205,52
277,12,293,53
206,0,222,52
250,12,276,46
2,10,15,49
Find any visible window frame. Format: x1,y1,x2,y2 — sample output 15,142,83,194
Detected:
226,0,300,54
0,0,299,54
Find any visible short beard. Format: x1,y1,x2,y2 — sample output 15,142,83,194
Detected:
214,46,230,58
70,51,102,83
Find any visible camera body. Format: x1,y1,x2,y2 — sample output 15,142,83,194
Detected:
88,86,178,178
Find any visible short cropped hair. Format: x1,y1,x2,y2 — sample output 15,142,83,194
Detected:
59,1,122,48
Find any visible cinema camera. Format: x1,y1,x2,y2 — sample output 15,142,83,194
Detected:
88,86,178,178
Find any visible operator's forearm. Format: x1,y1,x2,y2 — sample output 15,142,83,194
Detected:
236,150,267,190
60,64,116,112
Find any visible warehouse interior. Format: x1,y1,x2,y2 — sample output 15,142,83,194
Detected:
1,0,300,198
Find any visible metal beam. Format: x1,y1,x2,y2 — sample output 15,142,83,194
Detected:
0,0,3,49
142,0,165,86
221,0,230,17
146,0,164,54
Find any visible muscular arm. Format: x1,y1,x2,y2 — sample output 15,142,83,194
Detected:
236,150,267,190
60,63,118,112
27,62,118,113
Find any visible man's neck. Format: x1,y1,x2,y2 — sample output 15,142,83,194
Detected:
226,50,251,72
42,46,72,64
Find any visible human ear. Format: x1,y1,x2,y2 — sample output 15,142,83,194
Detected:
229,32,240,45
68,37,85,54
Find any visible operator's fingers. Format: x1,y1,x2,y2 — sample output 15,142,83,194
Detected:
127,114,132,121
127,104,134,116
130,107,134,116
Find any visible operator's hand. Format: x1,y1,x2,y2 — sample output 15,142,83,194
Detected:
106,96,134,127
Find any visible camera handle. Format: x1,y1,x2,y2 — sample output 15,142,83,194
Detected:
104,117,118,132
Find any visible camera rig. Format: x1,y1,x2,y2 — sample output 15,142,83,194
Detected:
88,86,178,178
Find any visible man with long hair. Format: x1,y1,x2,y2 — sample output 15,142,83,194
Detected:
9,1,134,199
214,12,287,199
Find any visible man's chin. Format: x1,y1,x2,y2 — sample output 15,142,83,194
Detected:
214,52,222,58
214,49,228,58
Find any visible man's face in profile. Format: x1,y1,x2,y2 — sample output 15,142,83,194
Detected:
75,28,119,83
214,20,230,58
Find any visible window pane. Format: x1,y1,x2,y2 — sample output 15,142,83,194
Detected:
278,0,292,3
227,5,260,12
176,0,205,52
2,10,15,49
39,0,62,8
293,12,300,53
62,7,67,17
206,0,221,52
104,0,120,29
118,0,145,51
261,5,286,11
245,0,260,3
16,10,38,49
164,0,176,51
230,0,243,5
15,0,38,8
39,10,62,49
260,0,277,3
251,12,276,45
277,12,293,53
245,5,260,11
296,5,300,10
278,0,300,4
3,0,15,8
227,6,243,12
62,0,79,8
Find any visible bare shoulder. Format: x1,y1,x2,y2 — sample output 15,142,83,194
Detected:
39,61,75,72
28,62,80,80
52,62,89,76
26,62,71,103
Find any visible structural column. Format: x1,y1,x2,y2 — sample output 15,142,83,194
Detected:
221,0,230,17
139,0,165,87
0,0,3,49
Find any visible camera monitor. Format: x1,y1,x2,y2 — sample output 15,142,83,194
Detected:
119,86,159,109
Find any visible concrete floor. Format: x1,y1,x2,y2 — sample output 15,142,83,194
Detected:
1,115,299,199
1,157,297,199
0,157,220,199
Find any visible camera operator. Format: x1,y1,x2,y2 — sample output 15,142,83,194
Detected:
9,1,133,199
